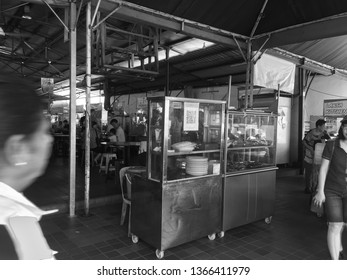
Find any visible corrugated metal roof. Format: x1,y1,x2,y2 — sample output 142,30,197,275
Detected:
1,0,347,96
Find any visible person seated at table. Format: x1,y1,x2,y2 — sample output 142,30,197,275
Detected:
94,128,117,164
110,119,126,142
108,128,117,142
54,121,63,133
62,120,69,135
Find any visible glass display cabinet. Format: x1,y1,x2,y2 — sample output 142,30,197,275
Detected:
226,112,277,173
222,111,277,232
131,96,225,259
147,97,225,181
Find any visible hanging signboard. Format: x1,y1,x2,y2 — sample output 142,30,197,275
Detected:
137,97,148,110
41,77,54,94
323,99,347,117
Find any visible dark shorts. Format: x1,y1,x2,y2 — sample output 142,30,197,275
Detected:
324,189,347,223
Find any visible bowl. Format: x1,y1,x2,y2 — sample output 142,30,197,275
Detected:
174,146,195,152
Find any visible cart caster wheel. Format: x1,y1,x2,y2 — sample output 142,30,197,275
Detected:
208,233,216,240
265,216,272,224
131,235,139,244
218,231,225,238
317,213,323,218
155,249,164,259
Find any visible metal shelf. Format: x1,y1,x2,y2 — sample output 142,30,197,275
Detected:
167,149,220,156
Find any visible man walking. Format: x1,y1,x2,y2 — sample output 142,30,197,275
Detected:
303,119,330,193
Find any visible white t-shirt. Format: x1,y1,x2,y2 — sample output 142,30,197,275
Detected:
0,182,58,259
116,126,126,142
108,135,117,142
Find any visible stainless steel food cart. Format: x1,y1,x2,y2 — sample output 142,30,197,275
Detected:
222,110,277,233
131,96,225,259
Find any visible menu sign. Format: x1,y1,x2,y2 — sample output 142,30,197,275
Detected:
324,99,347,117
183,102,199,131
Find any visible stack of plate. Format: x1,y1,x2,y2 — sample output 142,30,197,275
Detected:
186,156,208,176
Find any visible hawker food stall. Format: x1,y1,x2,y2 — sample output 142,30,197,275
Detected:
222,110,277,231
130,96,225,259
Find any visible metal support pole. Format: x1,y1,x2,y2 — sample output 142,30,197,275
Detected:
244,40,252,109
84,0,92,216
43,0,69,32
277,83,281,100
165,47,170,96
226,75,232,109
250,0,268,38
69,0,77,217
249,61,254,108
298,68,304,174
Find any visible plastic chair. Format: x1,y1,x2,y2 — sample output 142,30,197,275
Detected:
119,166,133,237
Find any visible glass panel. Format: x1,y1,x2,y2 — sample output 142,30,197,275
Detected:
148,97,224,182
226,112,276,174
148,101,164,181
167,151,221,181
226,147,275,172
169,101,223,152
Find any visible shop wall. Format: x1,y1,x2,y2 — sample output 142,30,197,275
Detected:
305,75,347,121
287,74,347,166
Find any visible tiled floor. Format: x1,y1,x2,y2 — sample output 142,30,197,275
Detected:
24,155,120,208
31,157,345,260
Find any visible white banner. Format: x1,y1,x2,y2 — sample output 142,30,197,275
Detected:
253,53,296,94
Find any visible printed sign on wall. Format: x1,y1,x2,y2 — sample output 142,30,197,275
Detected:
183,102,199,131
324,99,347,117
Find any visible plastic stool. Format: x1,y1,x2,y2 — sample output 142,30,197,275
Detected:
99,153,118,174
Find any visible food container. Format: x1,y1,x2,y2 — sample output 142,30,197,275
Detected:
171,141,196,152
176,158,186,169
208,160,220,175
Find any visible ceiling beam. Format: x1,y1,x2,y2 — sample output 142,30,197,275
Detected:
105,71,247,96
252,13,347,49
266,48,347,81
20,0,69,7
93,0,248,50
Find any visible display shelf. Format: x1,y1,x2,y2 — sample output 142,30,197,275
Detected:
225,166,278,177
147,96,225,182
224,111,277,175
227,145,273,150
167,149,220,156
